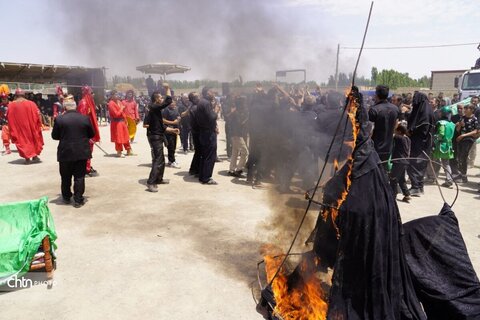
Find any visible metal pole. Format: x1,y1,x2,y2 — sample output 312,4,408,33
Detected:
303,70,306,84
335,43,340,90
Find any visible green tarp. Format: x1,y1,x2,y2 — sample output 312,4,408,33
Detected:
0,197,57,285
449,97,472,115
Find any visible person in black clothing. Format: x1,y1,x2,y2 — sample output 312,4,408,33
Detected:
227,95,249,176
145,75,155,97
407,92,435,196
196,87,218,185
246,85,269,184
51,100,94,208
368,85,399,165
162,100,181,167
178,94,193,153
188,92,201,175
145,85,177,192
389,124,411,202
455,104,480,182
222,93,235,158
296,95,321,190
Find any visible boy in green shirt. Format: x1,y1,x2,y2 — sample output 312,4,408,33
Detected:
432,106,456,188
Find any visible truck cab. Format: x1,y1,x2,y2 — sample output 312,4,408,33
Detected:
455,69,480,100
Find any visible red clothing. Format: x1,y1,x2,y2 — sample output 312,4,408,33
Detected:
7,99,44,159
123,99,139,120
108,100,129,144
115,142,131,152
78,95,101,142
2,125,10,146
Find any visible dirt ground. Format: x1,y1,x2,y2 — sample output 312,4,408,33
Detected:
1,121,479,319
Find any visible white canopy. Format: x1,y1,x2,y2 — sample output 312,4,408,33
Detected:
136,62,190,76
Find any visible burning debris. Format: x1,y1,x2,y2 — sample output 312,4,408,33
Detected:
255,64,480,320
258,245,329,320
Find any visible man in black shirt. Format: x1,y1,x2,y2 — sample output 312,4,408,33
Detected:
368,85,399,165
188,92,201,175
177,94,193,153
51,100,94,207
455,104,480,182
196,87,218,185
228,96,249,176
469,96,480,167
145,84,177,192
162,101,181,168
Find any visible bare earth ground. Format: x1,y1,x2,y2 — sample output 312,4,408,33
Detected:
0,120,479,319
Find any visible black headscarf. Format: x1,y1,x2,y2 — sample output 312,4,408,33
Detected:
408,91,435,131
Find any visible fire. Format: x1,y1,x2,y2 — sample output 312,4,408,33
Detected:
333,159,339,172
262,90,361,319
326,91,359,230
262,245,328,320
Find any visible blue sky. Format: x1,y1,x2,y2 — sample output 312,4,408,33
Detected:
1,0,478,82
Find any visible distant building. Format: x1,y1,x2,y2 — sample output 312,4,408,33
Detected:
430,69,467,95
0,62,106,103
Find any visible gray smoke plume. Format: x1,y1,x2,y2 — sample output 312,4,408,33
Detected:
49,0,338,82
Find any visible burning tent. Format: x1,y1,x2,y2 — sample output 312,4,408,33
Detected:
256,88,480,319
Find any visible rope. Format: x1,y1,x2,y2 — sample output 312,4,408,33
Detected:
380,156,460,208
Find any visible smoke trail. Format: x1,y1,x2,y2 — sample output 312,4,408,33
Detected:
48,0,336,81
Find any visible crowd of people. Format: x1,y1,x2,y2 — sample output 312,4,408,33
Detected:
1,80,479,207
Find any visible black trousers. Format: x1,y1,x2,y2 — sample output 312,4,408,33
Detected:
59,160,87,203
450,138,460,176
189,132,201,174
457,139,474,177
390,163,410,197
165,133,177,163
407,136,430,190
246,136,264,181
198,130,217,183
147,135,166,185
180,126,192,151
225,121,232,158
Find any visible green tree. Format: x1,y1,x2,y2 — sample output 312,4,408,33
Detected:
371,67,378,85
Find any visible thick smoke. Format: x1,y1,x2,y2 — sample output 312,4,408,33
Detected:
49,0,338,81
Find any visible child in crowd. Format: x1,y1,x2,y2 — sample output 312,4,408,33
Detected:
432,106,455,188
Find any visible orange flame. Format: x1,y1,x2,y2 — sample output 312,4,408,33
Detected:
262,90,360,319
263,245,328,320
333,159,339,172
326,91,359,231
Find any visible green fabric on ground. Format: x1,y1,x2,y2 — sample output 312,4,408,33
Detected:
0,197,57,285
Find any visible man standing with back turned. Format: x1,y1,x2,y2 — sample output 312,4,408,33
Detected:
196,87,219,185
368,85,399,167
7,88,44,164
52,99,94,208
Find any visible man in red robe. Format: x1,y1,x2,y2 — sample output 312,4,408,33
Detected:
77,86,101,176
108,90,134,157
123,90,139,143
7,88,44,163
0,93,11,154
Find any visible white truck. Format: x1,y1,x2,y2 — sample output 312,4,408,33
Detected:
455,68,480,100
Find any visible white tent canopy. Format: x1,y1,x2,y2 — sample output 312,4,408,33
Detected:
136,62,190,76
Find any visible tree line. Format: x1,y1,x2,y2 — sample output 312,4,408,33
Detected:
110,67,431,90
